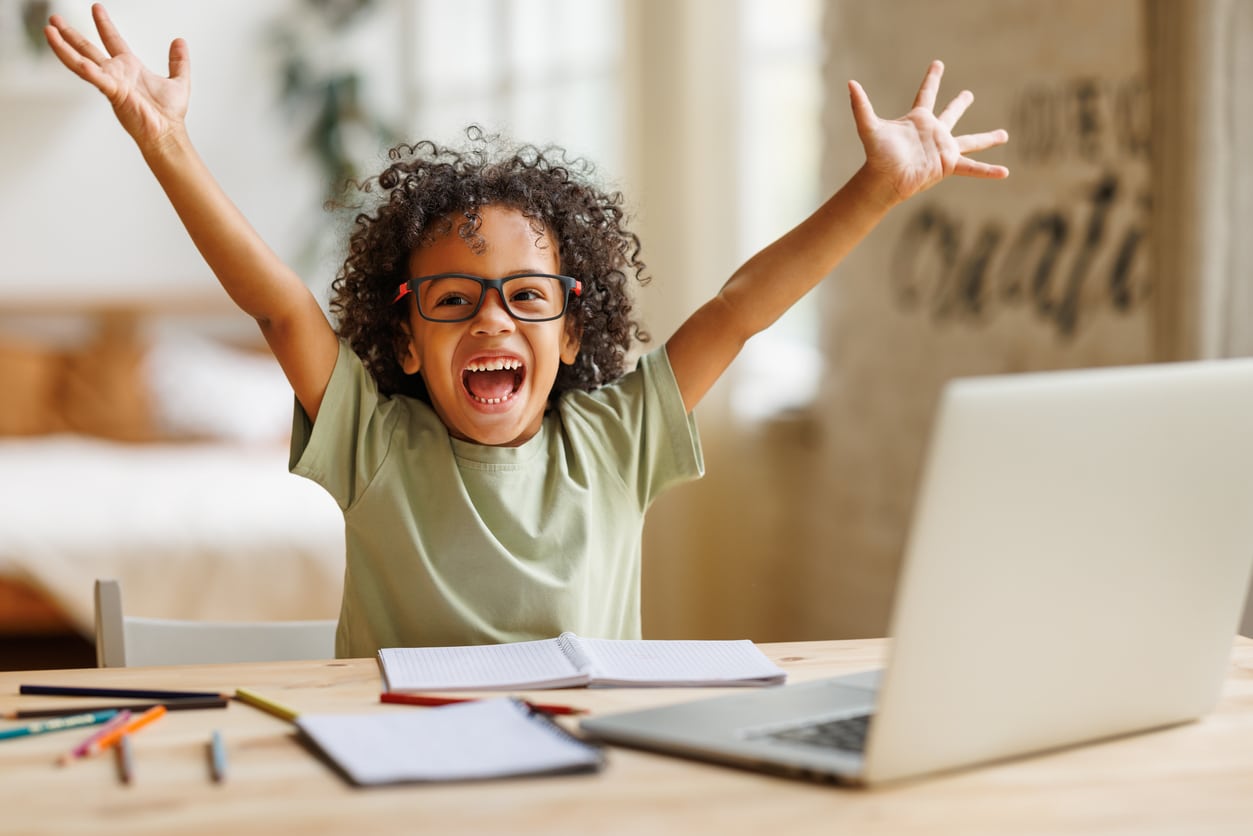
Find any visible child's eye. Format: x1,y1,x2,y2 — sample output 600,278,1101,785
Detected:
509,287,546,303
435,293,474,307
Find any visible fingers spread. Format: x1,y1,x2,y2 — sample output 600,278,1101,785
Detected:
953,157,1010,179
847,79,877,134
46,15,107,65
93,4,135,59
168,37,190,81
912,59,944,111
957,128,1010,154
44,23,114,94
936,90,973,129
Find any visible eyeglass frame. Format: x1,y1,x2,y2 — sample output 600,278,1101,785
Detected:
393,272,583,323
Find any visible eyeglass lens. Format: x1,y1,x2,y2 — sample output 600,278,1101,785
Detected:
417,274,570,322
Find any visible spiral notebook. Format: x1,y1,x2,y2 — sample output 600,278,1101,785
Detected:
378,632,787,691
296,698,604,785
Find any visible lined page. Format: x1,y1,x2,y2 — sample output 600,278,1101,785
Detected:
296,699,603,784
575,638,787,686
378,638,586,691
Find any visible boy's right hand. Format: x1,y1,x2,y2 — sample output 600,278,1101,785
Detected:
44,3,189,150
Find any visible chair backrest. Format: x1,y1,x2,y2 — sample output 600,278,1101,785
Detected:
94,579,338,667
1242,572,1253,639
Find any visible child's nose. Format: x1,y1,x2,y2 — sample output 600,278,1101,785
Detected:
471,288,516,334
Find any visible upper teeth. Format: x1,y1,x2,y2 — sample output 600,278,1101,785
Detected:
466,359,522,372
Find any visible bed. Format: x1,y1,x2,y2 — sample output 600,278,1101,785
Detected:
0,298,344,641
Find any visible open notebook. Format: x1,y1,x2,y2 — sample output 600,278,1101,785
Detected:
378,632,787,691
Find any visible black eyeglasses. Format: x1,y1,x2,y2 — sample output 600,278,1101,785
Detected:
393,272,583,323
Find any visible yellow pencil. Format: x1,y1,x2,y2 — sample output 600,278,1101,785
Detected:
234,688,300,723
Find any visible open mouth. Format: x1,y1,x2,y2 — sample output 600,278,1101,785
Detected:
462,357,525,405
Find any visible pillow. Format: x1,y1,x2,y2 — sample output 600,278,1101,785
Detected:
143,331,294,445
0,339,67,436
57,314,161,443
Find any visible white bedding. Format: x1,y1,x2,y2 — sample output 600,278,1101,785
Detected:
0,435,344,636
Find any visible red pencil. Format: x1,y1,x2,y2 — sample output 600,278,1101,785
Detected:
379,692,587,716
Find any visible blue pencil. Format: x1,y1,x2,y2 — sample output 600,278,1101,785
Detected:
209,729,228,783
0,710,118,742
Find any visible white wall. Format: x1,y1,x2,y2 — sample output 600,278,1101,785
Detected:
0,1,327,303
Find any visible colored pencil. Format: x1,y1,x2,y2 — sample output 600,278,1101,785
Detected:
86,705,166,756
20,684,228,701
6,696,229,720
209,730,228,783
379,692,587,716
0,710,118,742
57,709,132,766
116,733,135,784
234,688,300,723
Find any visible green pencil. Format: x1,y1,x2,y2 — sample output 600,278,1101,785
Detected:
0,710,118,742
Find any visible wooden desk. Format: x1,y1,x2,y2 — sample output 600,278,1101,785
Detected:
3,638,1252,835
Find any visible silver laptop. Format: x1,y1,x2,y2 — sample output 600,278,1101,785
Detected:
581,358,1253,785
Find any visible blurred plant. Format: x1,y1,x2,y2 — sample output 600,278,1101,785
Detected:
20,0,51,55
269,0,399,200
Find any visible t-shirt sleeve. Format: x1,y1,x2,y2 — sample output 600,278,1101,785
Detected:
562,346,704,510
289,341,399,511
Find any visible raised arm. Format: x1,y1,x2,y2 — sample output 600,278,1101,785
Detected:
45,4,339,420
666,60,1009,413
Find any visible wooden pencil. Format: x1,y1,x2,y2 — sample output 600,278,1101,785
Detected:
6,696,229,720
234,688,300,723
380,691,587,715
209,730,228,783
19,684,229,701
116,734,134,785
56,709,133,766
85,705,166,756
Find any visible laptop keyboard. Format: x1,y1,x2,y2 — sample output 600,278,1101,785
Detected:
760,713,873,754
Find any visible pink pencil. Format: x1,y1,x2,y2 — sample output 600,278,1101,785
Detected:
57,709,133,766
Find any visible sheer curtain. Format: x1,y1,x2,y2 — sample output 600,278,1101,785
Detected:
1146,0,1253,360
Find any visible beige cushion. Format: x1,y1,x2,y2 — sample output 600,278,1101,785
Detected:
0,338,67,436
56,314,161,443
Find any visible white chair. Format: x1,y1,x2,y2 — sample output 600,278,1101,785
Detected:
1242,571,1253,639
94,578,338,667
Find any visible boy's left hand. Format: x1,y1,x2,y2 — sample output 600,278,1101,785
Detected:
850,60,1009,205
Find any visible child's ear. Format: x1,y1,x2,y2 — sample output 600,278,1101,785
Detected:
560,320,581,365
397,321,422,375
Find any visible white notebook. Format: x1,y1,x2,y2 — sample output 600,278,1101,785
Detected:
378,632,787,691
296,698,604,785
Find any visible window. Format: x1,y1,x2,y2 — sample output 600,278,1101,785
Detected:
730,0,824,421
402,0,625,173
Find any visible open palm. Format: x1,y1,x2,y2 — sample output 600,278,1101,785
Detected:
45,4,189,146
850,60,1009,202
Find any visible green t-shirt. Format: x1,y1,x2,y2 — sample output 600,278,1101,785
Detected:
290,342,704,658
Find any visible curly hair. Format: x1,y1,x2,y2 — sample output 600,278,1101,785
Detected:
328,127,650,403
